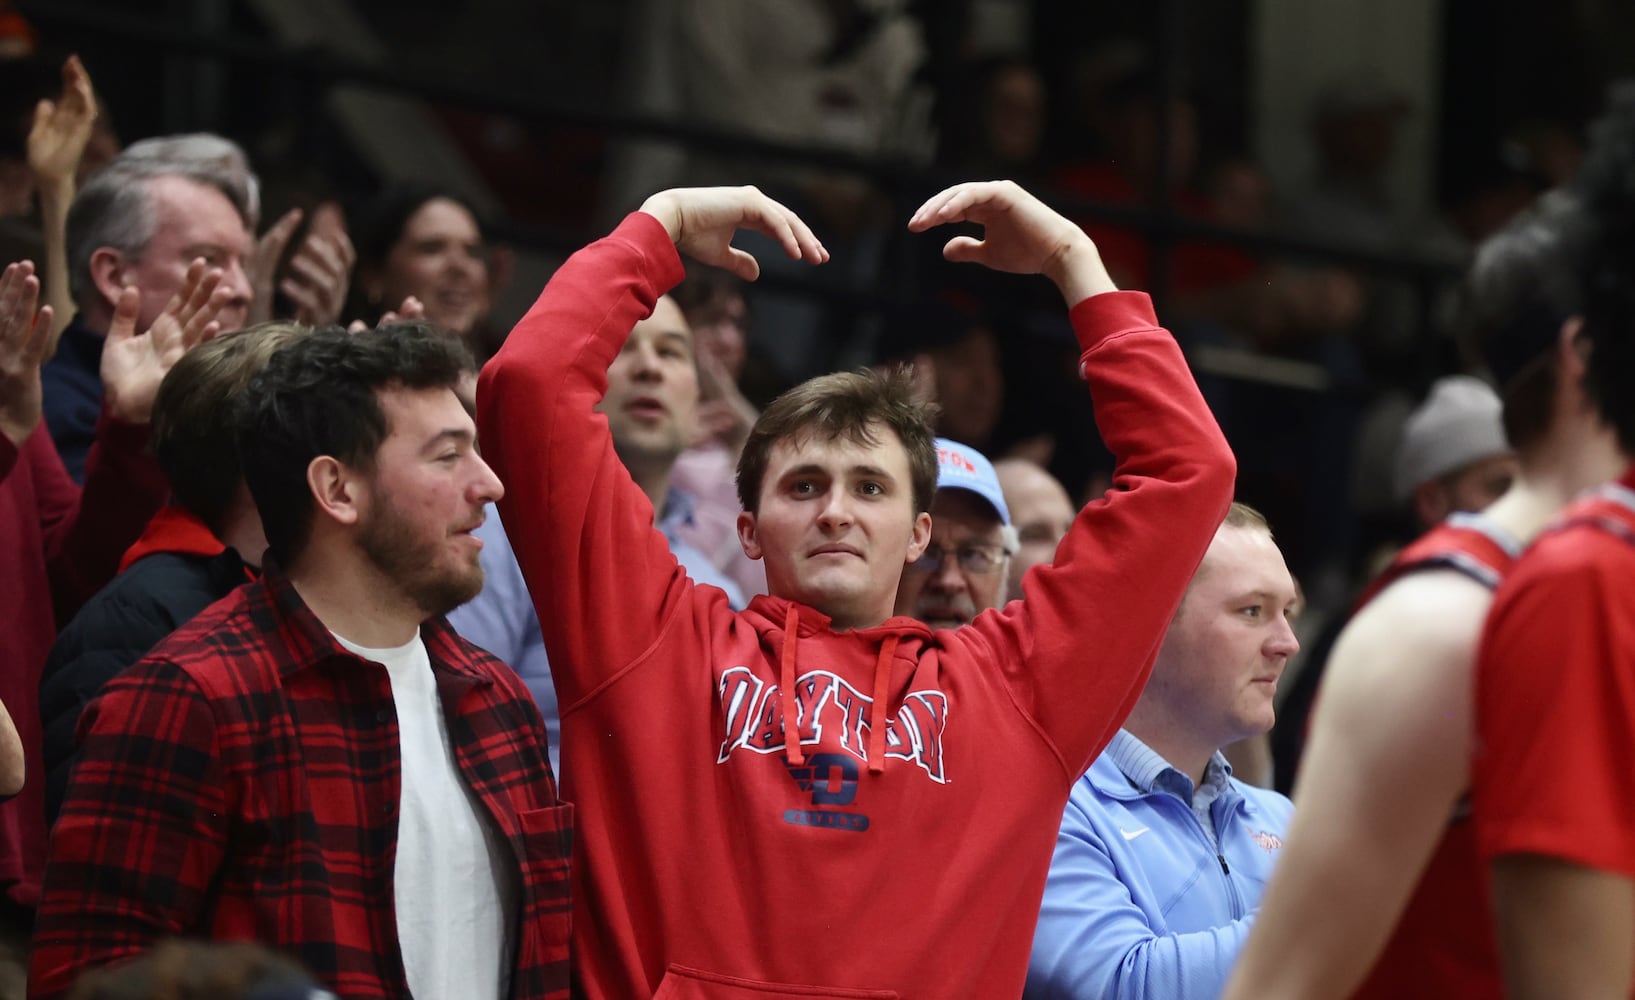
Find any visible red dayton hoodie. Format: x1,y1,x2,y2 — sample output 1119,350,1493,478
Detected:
477,212,1235,1000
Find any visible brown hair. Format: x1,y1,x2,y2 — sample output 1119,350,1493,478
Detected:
736,366,940,515
151,321,313,532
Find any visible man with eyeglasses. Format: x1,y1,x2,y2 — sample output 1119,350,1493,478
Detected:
893,437,1018,629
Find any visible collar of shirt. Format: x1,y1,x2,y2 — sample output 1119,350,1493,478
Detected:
656,486,696,540
1106,728,1233,807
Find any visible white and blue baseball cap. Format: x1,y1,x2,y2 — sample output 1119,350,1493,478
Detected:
933,438,1011,525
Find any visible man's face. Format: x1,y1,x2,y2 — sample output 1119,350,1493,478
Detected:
688,289,748,382
378,197,490,337
893,488,1008,629
738,423,931,630
995,459,1075,597
596,296,699,472
120,174,253,333
355,385,503,619
1144,524,1300,748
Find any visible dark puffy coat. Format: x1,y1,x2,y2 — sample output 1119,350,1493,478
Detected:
38,548,251,825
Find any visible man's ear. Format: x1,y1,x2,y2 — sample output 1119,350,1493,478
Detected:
87,247,130,312
307,456,364,529
906,511,932,562
1413,480,1450,529
736,510,764,561
1559,315,1589,377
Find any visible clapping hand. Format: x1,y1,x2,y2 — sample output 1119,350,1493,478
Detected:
0,262,53,447
101,259,231,423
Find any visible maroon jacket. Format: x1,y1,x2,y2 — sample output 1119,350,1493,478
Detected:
0,414,167,906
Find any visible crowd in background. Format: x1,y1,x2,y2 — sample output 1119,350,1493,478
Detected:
1,0,1635,997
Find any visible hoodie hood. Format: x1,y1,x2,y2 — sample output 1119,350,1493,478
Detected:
119,505,230,574
741,594,935,774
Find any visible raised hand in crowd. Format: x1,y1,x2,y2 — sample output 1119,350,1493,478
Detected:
100,258,228,424
247,204,356,326
909,179,1117,304
0,260,53,449
28,54,98,346
347,293,423,333
637,184,828,280
692,348,758,456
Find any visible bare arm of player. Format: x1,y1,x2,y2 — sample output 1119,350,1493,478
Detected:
1222,570,1493,1000
1491,856,1635,1000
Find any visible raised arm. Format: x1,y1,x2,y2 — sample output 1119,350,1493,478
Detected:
477,186,824,709
27,55,96,349
46,261,229,619
0,261,54,466
1222,570,1491,1000
913,182,1235,777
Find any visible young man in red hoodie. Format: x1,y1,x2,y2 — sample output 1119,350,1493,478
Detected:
478,181,1235,999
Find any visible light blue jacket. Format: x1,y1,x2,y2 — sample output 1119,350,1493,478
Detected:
1025,730,1294,1000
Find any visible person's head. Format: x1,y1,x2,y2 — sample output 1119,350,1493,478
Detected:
978,58,1046,167
236,322,500,618
735,367,938,629
354,187,490,338
1129,504,1300,763
1463,187,1592,455
595,294,699,486
1569,80,1635,456
880,294,1004,449
893,439,1018,629
1309,72,1410,180
67,157,255,334
65,939,329,1000
1394,375,1517,528
994,457,1076,596
152,320,313,540
671,265,749,382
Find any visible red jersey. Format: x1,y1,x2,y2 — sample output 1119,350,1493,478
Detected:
1474,468,1635,877
1352,512,1520,1000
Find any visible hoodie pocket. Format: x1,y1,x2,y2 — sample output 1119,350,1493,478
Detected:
652,964,898,1000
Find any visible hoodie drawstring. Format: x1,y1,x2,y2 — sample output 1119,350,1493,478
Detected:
779,606,901,775
780,604,806,766
866,635,899,775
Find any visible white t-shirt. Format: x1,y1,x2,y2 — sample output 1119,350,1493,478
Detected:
334,630,518,999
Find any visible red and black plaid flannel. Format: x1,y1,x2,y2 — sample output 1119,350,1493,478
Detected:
29,565,572,1000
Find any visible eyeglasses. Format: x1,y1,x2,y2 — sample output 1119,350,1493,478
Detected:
908,542,1007,575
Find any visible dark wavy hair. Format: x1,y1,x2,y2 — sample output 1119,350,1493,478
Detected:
235,321,475,564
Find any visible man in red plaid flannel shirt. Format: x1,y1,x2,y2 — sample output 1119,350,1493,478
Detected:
30,322,571,1000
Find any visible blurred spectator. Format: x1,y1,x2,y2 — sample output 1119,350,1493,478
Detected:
47,143,256,480
32,323,570,1000
939,56,1048,186
893,437,1018,629
38,321,310,825
878,292,1005,452
1394,375,1517,530
668,265,772,597
0,258,221,999
449,293,746,770
350,186,502,360
994,456,1075,599
65,940,331,1000
1027,504,1299,999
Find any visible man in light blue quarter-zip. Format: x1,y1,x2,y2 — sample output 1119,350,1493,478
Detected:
1026,502,1300,1000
